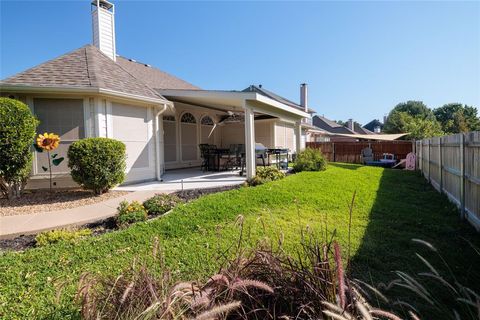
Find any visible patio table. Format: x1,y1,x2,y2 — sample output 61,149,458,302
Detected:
207,148,230,171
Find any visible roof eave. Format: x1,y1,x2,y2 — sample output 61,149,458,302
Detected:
0,84,172,106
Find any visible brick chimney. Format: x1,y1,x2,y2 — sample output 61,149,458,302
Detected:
300,83,308,113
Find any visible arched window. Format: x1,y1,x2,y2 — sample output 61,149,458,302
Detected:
180,113,198,161
200,115,214,126
181,112,196,124
200,115,215,144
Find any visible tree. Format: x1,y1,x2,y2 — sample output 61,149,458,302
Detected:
433,103,480,134
0,98,39,199
391,100,433,118
384,100,443,139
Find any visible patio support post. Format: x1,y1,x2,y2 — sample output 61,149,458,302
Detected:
244,101,256,179
154,103,168,181
295,121,302,154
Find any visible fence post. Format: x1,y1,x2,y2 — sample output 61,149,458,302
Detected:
332,142,336,162
427,139,431,182
439,137,443,193
419,140,422,171
460,133,465,220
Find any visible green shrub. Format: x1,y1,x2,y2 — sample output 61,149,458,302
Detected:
143,193,183,216
35,228,92,247
247,166,285,186
68,138,126,195
293,148,327,172
0,98,39,199
116,200,147,227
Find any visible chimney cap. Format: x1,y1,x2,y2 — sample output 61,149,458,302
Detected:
91,0,114,10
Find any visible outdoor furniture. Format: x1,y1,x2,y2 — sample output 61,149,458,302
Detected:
365,153,397,168
199,144,211,171
220,144,239,171
360,147,373,164
267,148,289,169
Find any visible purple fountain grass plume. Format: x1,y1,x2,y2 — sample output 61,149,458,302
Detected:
370,309,403,320
333,241,346,310
355,301,373,320
408,310,422,320
194,301,242,320
206,274,230,287
119,281,135,305
230,279,274,294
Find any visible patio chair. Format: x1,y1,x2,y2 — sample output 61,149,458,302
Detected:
199,144,211,171
360,147,373,164
221,144,239,171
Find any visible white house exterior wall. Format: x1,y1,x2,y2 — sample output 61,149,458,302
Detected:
111,102,156,183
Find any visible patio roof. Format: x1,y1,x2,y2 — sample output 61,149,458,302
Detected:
157,88,310,120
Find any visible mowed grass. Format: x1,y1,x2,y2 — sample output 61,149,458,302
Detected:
0,163,479,319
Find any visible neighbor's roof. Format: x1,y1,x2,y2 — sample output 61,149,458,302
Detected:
116,56,200,90
242,85,316,114
354,123,375,135
312,115,356,134
0,45,167,102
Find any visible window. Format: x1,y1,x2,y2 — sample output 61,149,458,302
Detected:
34,98,85,173
200,115,214,126
181,112,196,124
163,115,175,122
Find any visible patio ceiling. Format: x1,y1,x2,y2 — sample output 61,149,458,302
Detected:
157,89,310,122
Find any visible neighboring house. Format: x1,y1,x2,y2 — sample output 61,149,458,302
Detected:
0,0,313,187
363,119,384,133
312,116,376,141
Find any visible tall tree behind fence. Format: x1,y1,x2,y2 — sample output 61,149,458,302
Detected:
416,131,480,231
306,141,413,163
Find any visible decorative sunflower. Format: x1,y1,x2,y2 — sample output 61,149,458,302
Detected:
37,132,60,151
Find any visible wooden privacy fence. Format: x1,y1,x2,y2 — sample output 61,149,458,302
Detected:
306,141,413,164
416,132,480,231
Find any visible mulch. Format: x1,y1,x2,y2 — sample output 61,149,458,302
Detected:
0,189,130,217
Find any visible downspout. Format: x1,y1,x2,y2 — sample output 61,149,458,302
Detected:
154,103,170,181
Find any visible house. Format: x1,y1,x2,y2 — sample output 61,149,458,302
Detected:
311,116,378,141
0,0,315,188
363,119,384,133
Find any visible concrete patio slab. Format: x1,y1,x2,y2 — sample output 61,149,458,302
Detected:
115,168,246,192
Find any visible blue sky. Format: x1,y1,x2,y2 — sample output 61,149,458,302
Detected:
1,0,479,124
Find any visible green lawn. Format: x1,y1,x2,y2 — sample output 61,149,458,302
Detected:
0,163,479,319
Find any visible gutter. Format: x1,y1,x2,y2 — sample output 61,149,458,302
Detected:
0,84,171,106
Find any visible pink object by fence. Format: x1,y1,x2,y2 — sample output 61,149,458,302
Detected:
406,152,416,170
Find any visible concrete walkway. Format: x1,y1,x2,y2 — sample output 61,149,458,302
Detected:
0,169,246,239
0,190,157,239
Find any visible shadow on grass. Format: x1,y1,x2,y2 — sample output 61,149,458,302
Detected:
349,167,480,318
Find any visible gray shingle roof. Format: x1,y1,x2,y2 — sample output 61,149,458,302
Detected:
116,56,200,90
1,45,165,101
312,115,357,134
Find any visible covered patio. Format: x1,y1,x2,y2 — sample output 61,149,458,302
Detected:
155,86,311,180
115,168,246,192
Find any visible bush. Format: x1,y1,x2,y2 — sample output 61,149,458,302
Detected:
116,200,147,227
35,228,91,247
293,148,327,172
143,193,182,216
68,138,126,195
247,166,285,186
0,98,39,199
